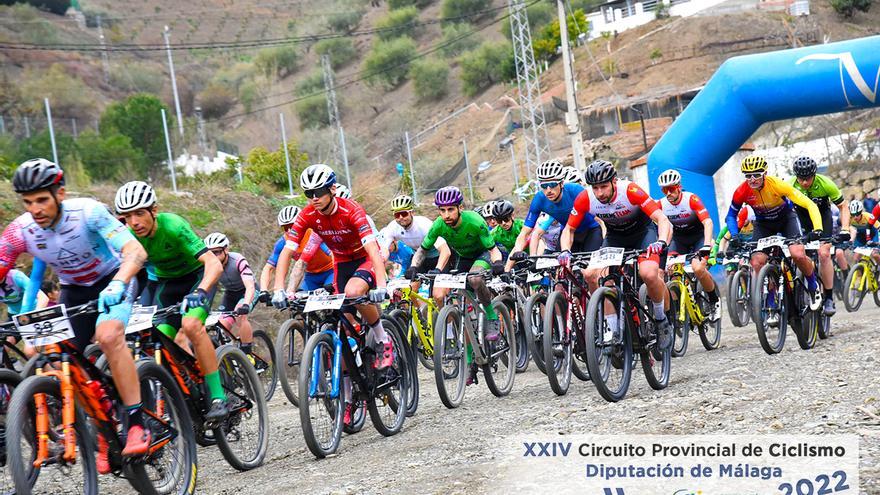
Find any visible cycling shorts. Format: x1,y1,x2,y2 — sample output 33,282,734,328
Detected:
301,269,335,292
217,288,246,312
669,231,704,255
447,251,492,273
333,257,376,293
752,210,802,241
150,267,208,329
795,206,833,236
601,227,661,264
571,226,604,253
59,271,135,351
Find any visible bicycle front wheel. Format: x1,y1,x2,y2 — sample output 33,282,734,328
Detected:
792,280,819,350
640,314,671,391
383,315,418,419
542,290,571,396
697,287,722,351
666,281,689,358
214,346,269,471
752,263,787,355
584,287,632,403
483,298,516,397
728,269,751,327
275,318,307,406
298,332,343,458
7,375,98,495
524,292,548,375
0,369,21,495
843,263,867,312
433,305,466,409
251,330,277,402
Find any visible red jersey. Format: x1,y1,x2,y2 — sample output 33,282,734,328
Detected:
568,179,660,235
872,203,880,224
284,229,335,273
660,191,709,236
287,197,377,263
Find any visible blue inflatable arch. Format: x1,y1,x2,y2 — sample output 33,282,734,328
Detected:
647,35,880,227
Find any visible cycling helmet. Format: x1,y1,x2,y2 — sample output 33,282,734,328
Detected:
536,159,565,182
480,201,497,218
334,183,351,199
434,186,463,207
583,159,617,185
203,232,229,249
391,194,414,212
849,199,864,216
741,155,768,174
277,205,301,226
657,169,681,187
299,164,336,190
115,181,157,213
12,158,65,193
792,156,818,178
563,166,584,185
492,200,514,219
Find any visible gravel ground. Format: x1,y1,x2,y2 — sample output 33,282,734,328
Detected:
91,302,880,494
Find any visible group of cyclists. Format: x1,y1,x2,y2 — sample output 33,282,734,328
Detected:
0,149,878,492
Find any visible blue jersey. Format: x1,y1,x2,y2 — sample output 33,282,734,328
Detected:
389,241,414,273
0,268,34,315
266,235,286,267
525,183,599,232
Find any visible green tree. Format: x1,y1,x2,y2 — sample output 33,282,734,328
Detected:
314,38,357,68
326,7,364,33
198,84,236,119
243,143,310,191
254,45,300,79
75,131,145,181
389,0,432,8
830,0,872,16
376,6,419,40
532,9,589,61
409,58,449,101
16,130,75,166
295,95,330,129
439,23,480,58
501,1,554,39
459,42,511,96
99,94,170,175
440,0,490,21
295,70,326,97
364,37,418,89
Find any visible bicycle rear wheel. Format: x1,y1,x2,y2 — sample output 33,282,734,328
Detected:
640,315,671,391
367,324,408,437
433,305,466,409
498,294,529,373
483,299,516,397
697,287,722,350
666,281,689,358
843,264,867,312
542,291,571,396
0,369,20,495
728,269,751,327
792,280,819,350
752,263,787,355
384,316,418,418
275,318,306,406
251,330,277,402
7,375,98,495
214,346,269,471
524,292,548,375
298,332,343,458
584,287,633,403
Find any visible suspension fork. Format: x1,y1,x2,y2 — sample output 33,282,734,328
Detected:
309,329,342,399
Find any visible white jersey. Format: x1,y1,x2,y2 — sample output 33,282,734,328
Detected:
378,216,441,257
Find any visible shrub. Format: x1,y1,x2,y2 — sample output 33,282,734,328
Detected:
110,63,164,94
389,0,432,8
314,38,357,68
532,9,589,61
295,94,330,129
295,70,325,97
75,131,145,181
440,0,490,21
243,143,310,191
830,0,872,16
409,58,449,101
501,2,554,39
326,9,364,33
458,42,511,96
238,80,260,113
364,37,418,89
254,45,300,79
198,85,235,119
21,64,95,119
376,6,419,40
212,62,256,92
439,23,480,58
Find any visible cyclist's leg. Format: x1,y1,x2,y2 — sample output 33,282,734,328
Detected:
636,228,666,319
749,221,774,274
465,253,497,339
339,258,393,368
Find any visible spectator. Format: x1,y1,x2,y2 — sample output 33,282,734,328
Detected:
863,194,877,214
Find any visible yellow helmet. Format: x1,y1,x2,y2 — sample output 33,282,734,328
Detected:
741,155,768,174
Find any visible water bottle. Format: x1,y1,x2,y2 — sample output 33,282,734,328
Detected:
87,380,114,417
348,337,363,367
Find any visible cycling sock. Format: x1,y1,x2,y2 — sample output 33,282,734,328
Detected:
239,343,253,355
369,319,390,344
823,288,833,300
466,344,473,365
604,315,619,338
204,371,226,402
483,302,498,321
707,290,719,304
343,375,352,403
126,403,144,427
157,323,178,339
652,301,665,320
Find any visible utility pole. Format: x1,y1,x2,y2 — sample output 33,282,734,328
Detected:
161,108,178,193
163,26,185,137
321,54,351,188
23,116,30,139
71,118,78,139
279,113,295,198
195,106,208,157
462,139,475,204
404,131,417,203
509,0,550,180
96,14,110,85
557,0,586,170
44,99,59,166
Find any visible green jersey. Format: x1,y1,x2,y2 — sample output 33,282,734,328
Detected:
133,213,207,279
491,219,523,251
789,174,843,210
421,210,495,259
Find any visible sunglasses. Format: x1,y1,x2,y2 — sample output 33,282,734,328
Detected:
393,211,411,219
210,249,225,256
744,173,765,180
661,185,680,194
304,187,331,199
540,181,560,190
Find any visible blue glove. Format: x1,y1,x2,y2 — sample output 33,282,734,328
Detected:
556,250,572,266
272,289,288,309
98,280,127,313
181,288,209,314
368,288,388,303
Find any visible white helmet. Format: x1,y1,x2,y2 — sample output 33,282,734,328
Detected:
536,159,565,182
277,205,301,226
849,199,864,216
391,194,413,212
334,183,351,199
203,232,229,249
115,181,156,214
299,164,336,191
480,201,497,218
657,169,681,188
562,166,583,184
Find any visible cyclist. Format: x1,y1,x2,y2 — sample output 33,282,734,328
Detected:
480,201,499,229
849,200,880,263
0,159,152,465
203,232,258,357
271,164,393,369
564,159,675,349
269,205,336,295
0,262,49,356
713,205,754,258
507,159,602,268
726,155,823,327
562,166,585,186
657,169,720,319
790,156,851,315
258,206,301,301
115,180,230,422
337,182,380,235
490,200,522,255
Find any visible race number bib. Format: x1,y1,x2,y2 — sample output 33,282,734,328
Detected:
535,257,560,270
125,305,157,334
433,274,468,289
14,305,75,347
205,312,223,327
666,254,687,267
588,248,625,270
304,293,346,313
387,279,411,291
487,278,509,292
527,272,542,283
756,235,785,250
855,247,875,257
804,240,820,250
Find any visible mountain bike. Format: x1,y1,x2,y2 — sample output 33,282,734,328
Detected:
522,258,559,375
4,302,197,495
583,248,672,403
488,269,531,374
205,311,277,401
665,252,722,357
722,243,755,328
843,243,880,312
429,272,516,408
0,343,24,494
297,292,410,458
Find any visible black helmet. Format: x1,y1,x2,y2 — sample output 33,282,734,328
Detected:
13,158,65,193
492,200,514,219
584,160,617,185
792,156,817,178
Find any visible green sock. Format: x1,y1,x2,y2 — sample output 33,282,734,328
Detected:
466,344,474,365
157,323,178,339
483,302,498,320
204,371,226,402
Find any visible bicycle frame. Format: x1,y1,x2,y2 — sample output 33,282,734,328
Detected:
851,258,878,293
598,253,652,344
552,261,591,354
668,257,706,328
394,285,437,357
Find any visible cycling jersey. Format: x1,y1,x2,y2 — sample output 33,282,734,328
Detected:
283,229,334,274
0,198,133,289
0,269,32,315
491,218,524,252
421,210,495,259
132,213,207,279
726,175,821,235
567,179,660,236
660,191,709,236
266,236,286,267
286,197,376,264
852,212,879,245
873,204,880,224
389,241,414,273
378,216,439,257
789,174,844,210
217,252,254,293
537,214,561,251
525,183,599,232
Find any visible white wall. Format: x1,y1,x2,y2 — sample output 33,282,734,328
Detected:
587,0,750,39
177,151,238,176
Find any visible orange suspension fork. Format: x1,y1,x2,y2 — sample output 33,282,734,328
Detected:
33,368,50,469
60,360,77,463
